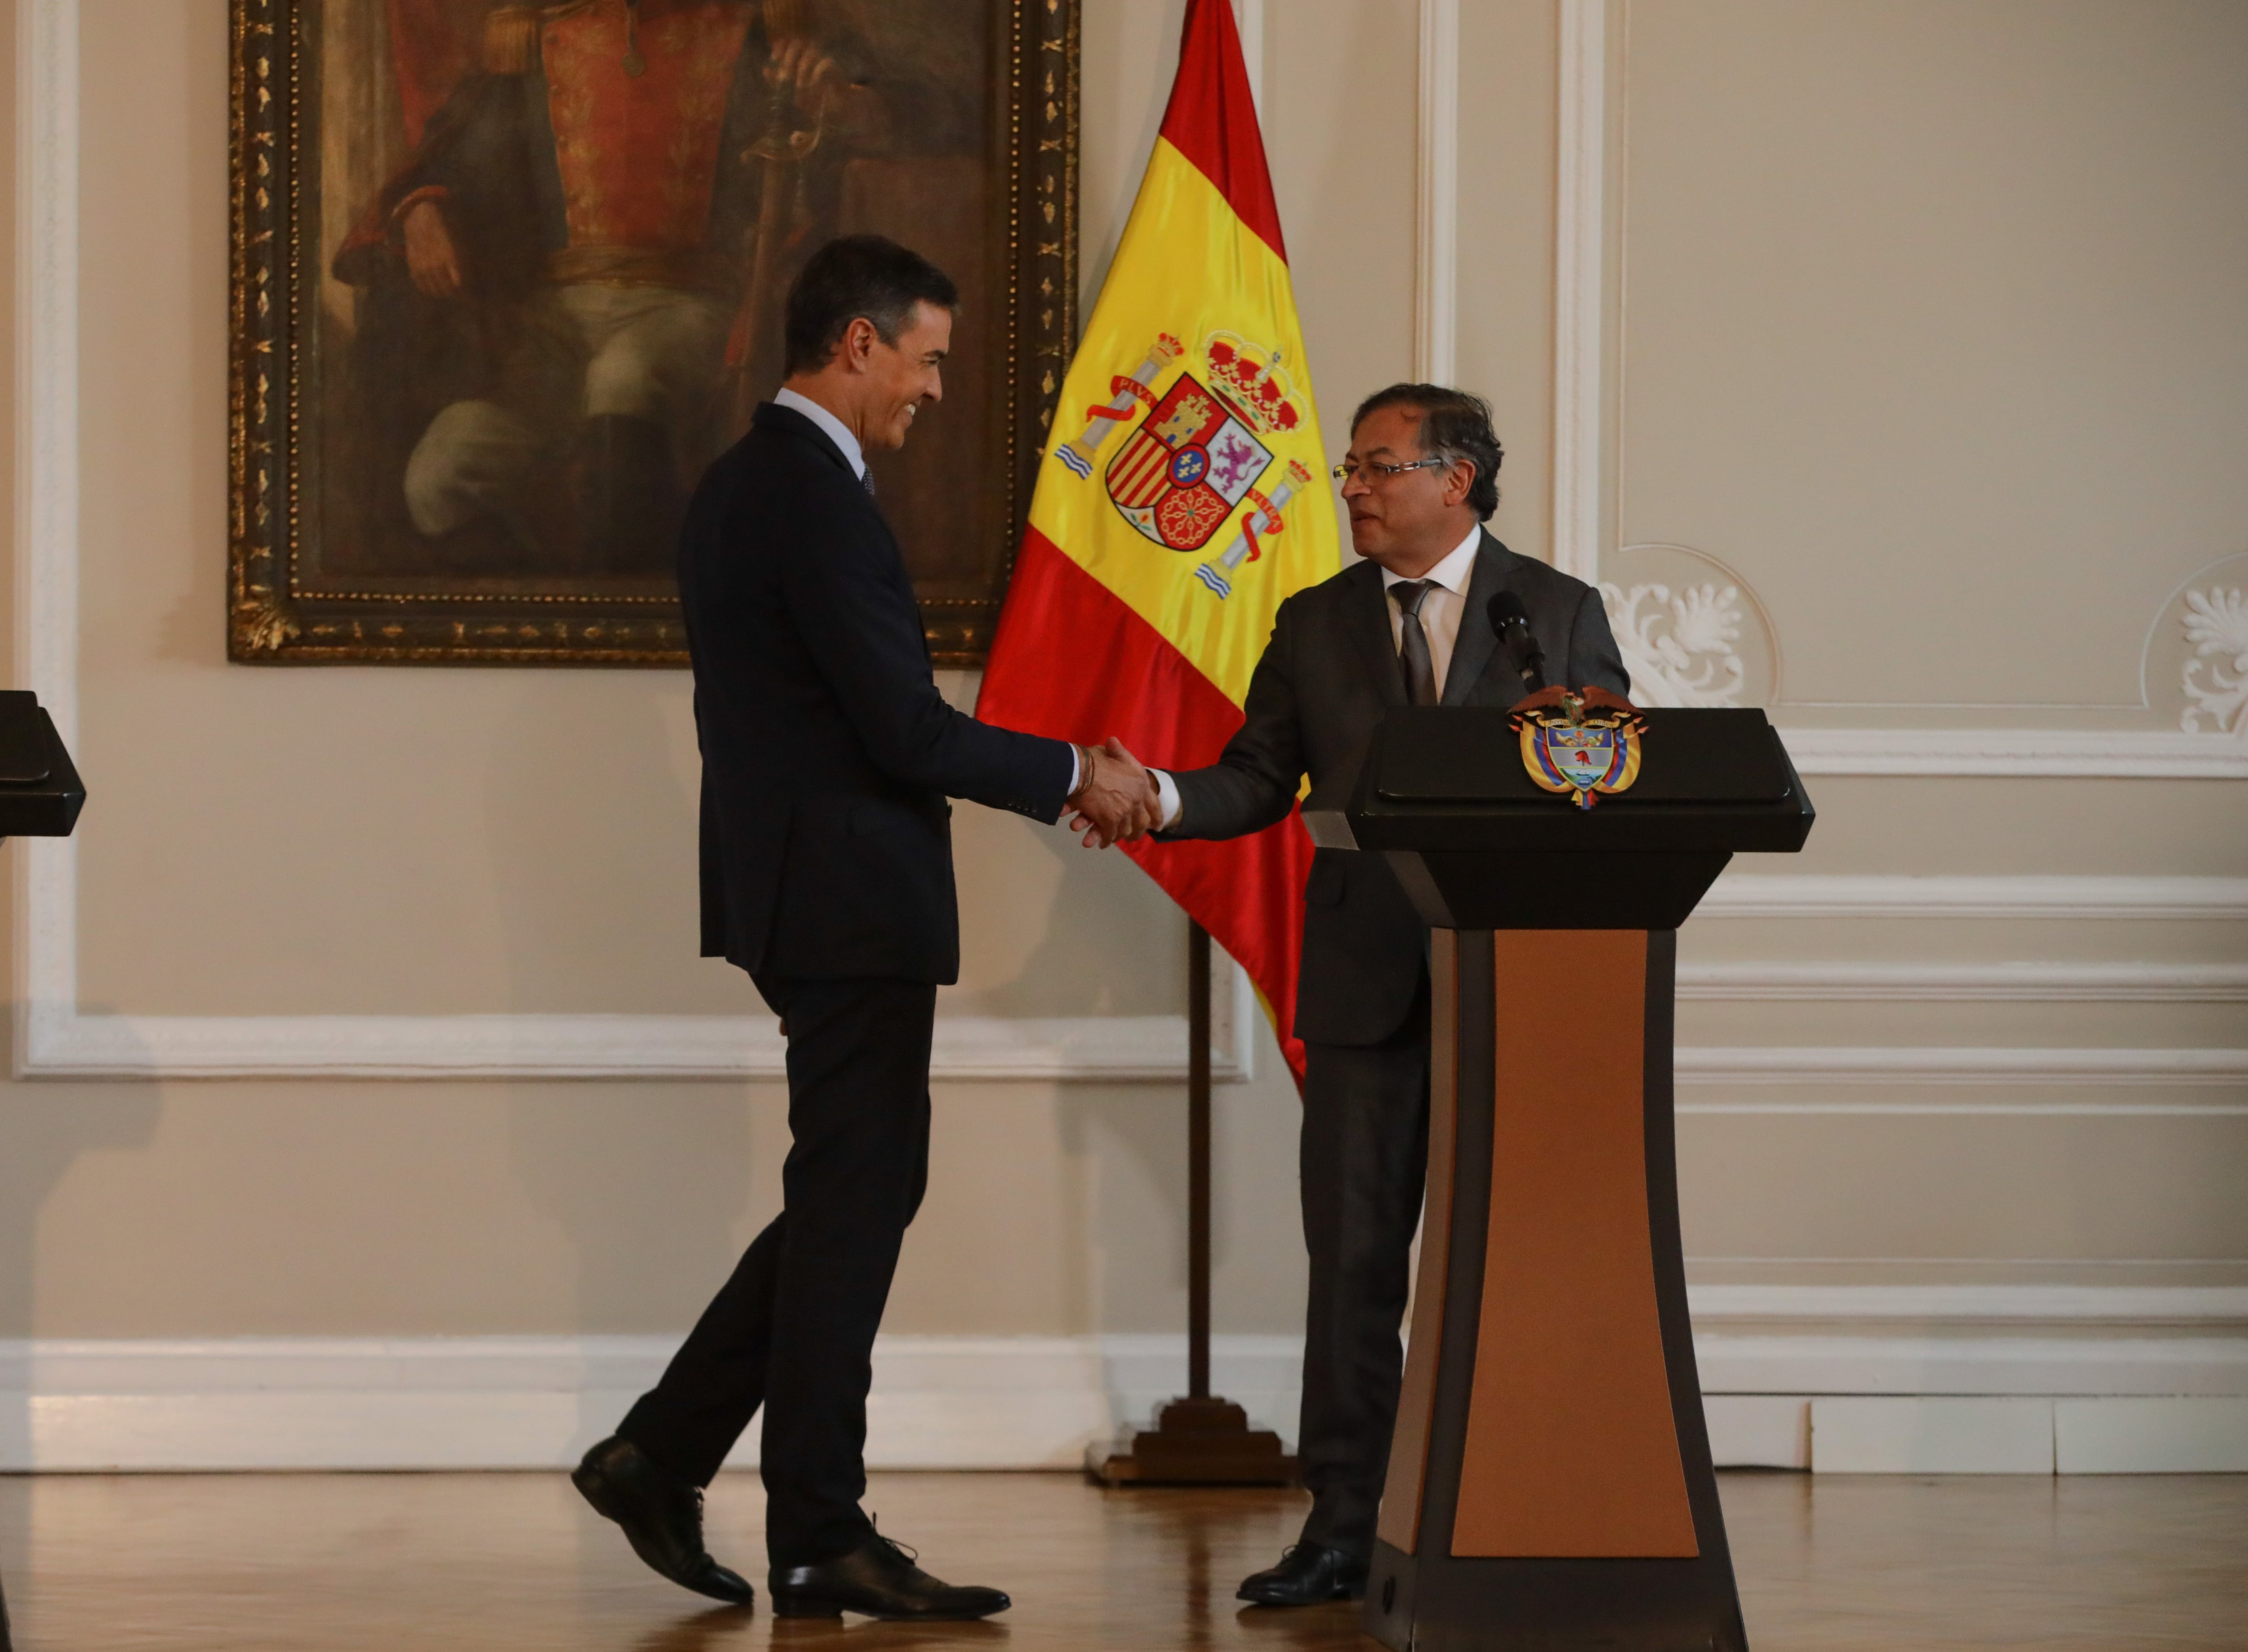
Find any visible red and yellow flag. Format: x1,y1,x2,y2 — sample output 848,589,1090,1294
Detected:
978,0,1339,1086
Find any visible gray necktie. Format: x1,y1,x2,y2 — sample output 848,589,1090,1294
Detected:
1392,580,1439,706
860,467,877,499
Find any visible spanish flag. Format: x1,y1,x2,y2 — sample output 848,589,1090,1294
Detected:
978,0,1339,1086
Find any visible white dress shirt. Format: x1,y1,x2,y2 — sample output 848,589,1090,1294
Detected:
775,386,1083,795
773,386,866,480
1150,526,1482,829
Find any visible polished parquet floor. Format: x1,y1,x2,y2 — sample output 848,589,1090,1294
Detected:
0,1469,2243,1651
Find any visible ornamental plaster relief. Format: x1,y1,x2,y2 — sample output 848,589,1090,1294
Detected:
2179,585,2248,736
1600,543,1777,708
2145,552,2248,737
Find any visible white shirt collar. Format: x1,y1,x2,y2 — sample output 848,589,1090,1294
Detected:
1379,524,1483,596
773,386,866,480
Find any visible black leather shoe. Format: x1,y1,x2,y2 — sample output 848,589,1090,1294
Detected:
1236,1543,1367,1606
572,1435,755,1606
770,1531,1011,1620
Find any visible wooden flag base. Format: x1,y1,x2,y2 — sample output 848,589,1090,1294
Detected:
1084,1395,1298,1486
1086,925,1298,1490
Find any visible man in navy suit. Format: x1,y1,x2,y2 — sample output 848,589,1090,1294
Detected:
573,235,1153,1620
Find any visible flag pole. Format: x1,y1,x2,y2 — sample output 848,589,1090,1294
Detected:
1188,918,1212,1400
1083,917,1296,1486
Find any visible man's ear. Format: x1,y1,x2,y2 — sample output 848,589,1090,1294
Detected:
841,316,879,371
1445,459,1475,508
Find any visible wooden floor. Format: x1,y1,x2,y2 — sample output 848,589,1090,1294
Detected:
0,1469,2243,1650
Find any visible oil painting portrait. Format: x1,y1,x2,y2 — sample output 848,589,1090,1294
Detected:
230,0,1077,663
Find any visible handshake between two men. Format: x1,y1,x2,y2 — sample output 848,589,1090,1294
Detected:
1063,738,1164,849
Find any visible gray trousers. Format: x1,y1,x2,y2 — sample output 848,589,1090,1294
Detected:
1295,979,1431,1560
402,282,730,539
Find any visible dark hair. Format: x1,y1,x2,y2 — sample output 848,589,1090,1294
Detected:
783,235,959,377
1349,383,1505,520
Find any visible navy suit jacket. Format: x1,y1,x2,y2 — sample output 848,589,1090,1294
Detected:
679,401,1075,984
1161,531,1629,1046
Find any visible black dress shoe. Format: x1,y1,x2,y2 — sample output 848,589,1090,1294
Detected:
1236,1543,1367,1606
769,1531,1011,1620
572,1435,755,1606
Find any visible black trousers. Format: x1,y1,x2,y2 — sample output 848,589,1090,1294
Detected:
619,975,935,1567
1295,980,1431,1561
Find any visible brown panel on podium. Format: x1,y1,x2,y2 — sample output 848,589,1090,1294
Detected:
1374,929,1459,1555
1450,930,1698,1559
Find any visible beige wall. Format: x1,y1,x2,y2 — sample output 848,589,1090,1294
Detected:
1595,0,2248,1281
0,0,2241,1362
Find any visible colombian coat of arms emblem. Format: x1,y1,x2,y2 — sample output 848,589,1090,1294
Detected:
1052,332,1315,599
1510,686,1647,810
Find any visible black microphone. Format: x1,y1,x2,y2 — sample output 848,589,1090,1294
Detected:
1488,590,1547,694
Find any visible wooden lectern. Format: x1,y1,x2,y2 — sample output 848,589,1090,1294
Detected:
1304,704,1812,1652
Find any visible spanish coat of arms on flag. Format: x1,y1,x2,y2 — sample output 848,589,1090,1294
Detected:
978,0,1338,1084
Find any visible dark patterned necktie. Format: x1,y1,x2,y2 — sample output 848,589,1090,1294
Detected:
1392,580,1439,706
860,467,877,499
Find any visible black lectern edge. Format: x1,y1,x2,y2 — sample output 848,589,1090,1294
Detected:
0,703,85,840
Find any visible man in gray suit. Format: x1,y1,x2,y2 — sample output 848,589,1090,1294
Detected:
1142,384,1628,1606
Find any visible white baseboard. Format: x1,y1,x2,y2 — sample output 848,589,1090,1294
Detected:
0,1287,2241,1474
1811,1396,2060,1473
2056,1397,2248,1473
0,1335,1306,1474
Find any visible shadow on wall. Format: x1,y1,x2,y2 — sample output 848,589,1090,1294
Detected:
1061,1082,1191,1333
946,808,1188,1020
478,681,767,1451
954,803,1205,1329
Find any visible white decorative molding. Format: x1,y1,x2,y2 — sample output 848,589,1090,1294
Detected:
19,1005,1256,1083
1776,727,2248,779
15,0,74,752
1601,580,1745,706
1674,1046,2248,1091
2180,584,2248,735
14,0,79,1091
1677,961,2248,1002
1414,0,1459,383
1550,0,1606,583
1690,1283,2248,1327
19,940,1262,1081
1695,873,2248,920
1228,0,1263,110
3,1287,2240,1472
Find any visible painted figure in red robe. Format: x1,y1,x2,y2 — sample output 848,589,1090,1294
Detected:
333,0,967,574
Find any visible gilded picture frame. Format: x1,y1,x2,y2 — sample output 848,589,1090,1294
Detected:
228,0,1079,666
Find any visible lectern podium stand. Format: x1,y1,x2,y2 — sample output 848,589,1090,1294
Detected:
0,689,86,1650
1306,704,1812,1652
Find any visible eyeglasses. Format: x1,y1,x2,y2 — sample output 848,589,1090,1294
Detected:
1330,457,1449,485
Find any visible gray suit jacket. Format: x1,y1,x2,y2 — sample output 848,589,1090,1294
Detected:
1162,530,1628,1046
